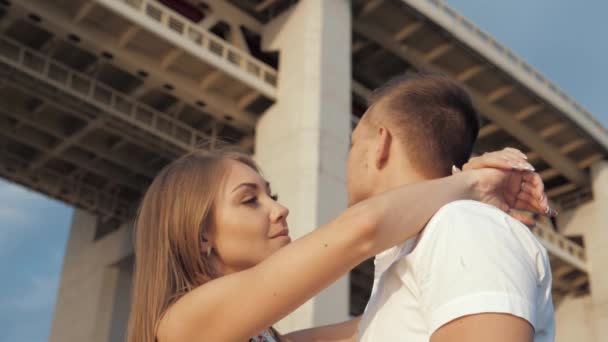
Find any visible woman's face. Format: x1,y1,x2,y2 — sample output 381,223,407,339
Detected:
211,159,290,274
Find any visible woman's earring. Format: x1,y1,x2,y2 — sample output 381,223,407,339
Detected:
206,245,212,257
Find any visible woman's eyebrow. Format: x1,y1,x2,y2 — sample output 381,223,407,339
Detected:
231,183,258,193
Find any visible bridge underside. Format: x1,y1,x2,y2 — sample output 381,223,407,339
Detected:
0,0,602,319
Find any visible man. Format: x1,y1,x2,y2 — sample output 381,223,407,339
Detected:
286,72,554,342
348,72,555,342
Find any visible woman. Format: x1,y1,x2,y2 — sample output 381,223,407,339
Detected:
127,148,550,342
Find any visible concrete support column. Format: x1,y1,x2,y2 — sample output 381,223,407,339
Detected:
257,0,352,333
588,160,608,341
50,209,134,342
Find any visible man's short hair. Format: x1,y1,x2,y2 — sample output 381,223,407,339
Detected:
366,71,480,178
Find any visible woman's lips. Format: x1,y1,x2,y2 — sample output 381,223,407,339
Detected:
270,228,289,239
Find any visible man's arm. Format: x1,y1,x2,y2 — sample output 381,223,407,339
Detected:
430,313,533,342
411,201,552,341
283,317,361,342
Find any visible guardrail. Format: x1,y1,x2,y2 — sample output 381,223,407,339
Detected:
0,36,209,152
532,223,588,272
0,151,133,221
100,0,277,93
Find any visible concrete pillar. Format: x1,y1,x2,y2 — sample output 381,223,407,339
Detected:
554,296,595,342
588,160,608,341
257,0,352,333
50,209,134,342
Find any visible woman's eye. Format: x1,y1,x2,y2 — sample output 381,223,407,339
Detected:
244,197,258,205
270,194,279,201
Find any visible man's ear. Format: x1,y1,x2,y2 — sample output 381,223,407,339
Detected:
375,127,392,170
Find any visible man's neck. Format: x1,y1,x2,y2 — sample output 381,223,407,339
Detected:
372,168,429,197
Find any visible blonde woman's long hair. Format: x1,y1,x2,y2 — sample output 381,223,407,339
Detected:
127,149,259,342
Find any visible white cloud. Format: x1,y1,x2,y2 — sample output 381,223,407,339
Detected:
0,181,42,225
0,180,71,256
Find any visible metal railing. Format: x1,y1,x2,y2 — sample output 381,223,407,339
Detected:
0,36,209,153
102,0,277,90
532,223,588,272
415,0,606,134
0,151,133,221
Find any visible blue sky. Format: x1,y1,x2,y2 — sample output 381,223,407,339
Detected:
0,1,606,341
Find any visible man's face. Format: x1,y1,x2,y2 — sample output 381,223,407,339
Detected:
346,114,375,207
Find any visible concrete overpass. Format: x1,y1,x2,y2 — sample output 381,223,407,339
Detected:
0,0,605,340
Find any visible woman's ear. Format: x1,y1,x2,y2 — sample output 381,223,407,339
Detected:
201,234,213,257
201,239,213,257
375,127,392,170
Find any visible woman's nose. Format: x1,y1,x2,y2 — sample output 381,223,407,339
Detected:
271,203,289,223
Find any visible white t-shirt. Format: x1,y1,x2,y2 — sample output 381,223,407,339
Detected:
358,200,555,342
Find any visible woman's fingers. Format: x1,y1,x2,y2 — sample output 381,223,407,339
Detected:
463,152,534,172
521,172,546,200
513,175,557,217
508,209,536,228
512,191,546,214
503,147,528,160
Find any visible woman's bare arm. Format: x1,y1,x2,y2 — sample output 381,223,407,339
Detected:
157,170,548,342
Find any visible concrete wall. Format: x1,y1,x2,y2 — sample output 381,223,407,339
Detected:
555,295,595,342
554,160,608,342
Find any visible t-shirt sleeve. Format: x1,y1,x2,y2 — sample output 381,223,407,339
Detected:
406,201,548,335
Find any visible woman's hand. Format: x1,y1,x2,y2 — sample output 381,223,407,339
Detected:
455,148,556,227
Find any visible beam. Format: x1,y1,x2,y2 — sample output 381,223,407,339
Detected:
0,38,210,154
553,264,575,278
117,25,140,48
486,85,514,103
255,0,281,12
394,21,424,41
352,40,370,54
0,113,145,192
74,2,96,23
237,91,259,110
540,122,568,138
27,117,107,172
578,153,604,168
0,150,134,220
561,139,587,154
353,21,587,186
93,0,277,98
456,65,486,82
352,80,373,102
203,0,264,32
358,0,384,17
548,183,578,198
199,14,219,30
478,123,500,138
12,0,258,131
0,97,158,178
160,48,183,70
199,70,223,89
531,223,587,271
480,104,545,139
424,42,453,62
